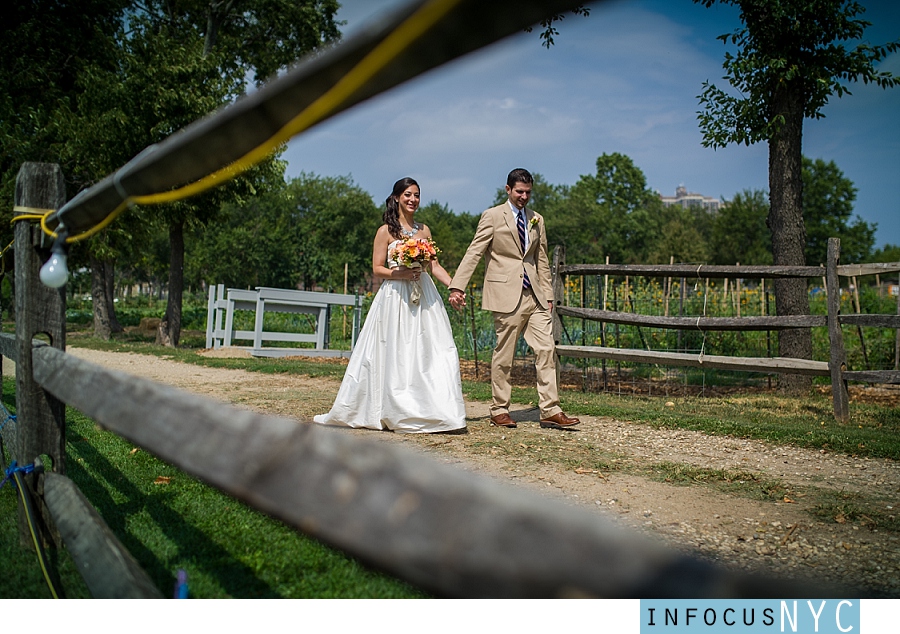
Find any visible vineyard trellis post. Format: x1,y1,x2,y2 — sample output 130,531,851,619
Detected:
826,238,851,423
896,271,900,371
551,244,565,391
13,162,68,546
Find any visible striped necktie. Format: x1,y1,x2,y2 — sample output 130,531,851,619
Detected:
517,209,531,289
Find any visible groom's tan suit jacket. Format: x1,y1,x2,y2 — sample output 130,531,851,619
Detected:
450,202,552,312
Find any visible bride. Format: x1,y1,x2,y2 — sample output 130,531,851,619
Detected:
313,177,467,433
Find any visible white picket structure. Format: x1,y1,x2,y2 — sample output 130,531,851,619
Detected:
206,285,360,357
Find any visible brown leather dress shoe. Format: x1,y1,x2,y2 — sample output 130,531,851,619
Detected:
539,412,580,429
490,413,517,428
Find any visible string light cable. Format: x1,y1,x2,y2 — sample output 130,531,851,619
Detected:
40,0,464,245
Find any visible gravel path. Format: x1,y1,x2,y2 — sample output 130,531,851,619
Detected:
65,348,900,597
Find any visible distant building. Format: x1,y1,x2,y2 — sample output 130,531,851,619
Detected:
660,185,724,213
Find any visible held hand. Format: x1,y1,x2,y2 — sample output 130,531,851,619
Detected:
449,289,466,311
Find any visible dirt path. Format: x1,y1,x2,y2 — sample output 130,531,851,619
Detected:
67,347,900,597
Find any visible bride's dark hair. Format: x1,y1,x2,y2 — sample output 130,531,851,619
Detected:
384,177,419,240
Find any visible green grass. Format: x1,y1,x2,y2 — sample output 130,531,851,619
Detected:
557,392,900,460
809,490,900,533
0,378,426,598
646,462,793,502
644,463,899,534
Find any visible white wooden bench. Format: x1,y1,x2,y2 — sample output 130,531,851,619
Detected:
206,285,361,357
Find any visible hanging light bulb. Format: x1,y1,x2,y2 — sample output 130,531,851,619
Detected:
40,251,69,288
40,229,69,289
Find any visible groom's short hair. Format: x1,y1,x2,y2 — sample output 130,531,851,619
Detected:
507,168,533,188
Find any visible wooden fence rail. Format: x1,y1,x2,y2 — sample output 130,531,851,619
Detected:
42,472,163,598
557,307,826,331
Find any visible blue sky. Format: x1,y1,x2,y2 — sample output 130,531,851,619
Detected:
282,0,900,250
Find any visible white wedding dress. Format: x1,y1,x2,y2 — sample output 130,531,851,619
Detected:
313,241,467,433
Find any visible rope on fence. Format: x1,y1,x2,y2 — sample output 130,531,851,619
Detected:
0,407,14,434
0,460,33,490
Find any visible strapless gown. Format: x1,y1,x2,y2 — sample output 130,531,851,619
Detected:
313,248,466,433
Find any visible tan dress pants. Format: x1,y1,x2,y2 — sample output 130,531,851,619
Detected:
490,287,561,419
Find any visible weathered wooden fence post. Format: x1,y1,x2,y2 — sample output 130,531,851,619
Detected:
551,245,565,344
826,237,850,424
13,162,67,546
551,245,565,389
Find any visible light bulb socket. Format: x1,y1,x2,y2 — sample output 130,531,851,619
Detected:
49,228,69,256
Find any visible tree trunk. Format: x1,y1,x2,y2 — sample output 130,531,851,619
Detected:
768,86,813,393
90,256,112,340
104,260,124,333
156,220,184,347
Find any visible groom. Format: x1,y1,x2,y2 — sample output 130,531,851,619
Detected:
449,168,579,430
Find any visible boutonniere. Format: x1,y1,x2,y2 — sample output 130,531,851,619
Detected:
529,217,539,229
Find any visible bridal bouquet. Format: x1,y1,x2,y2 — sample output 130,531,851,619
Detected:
390,238,440,305
389,238,440,268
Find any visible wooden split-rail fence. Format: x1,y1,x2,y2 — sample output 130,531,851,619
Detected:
0,162,851,599
549,245,900,424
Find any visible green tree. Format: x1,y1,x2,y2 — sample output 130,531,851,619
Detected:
188,188,296,291
695,0,899,391
190,173,380,293
709,189,773,265
802,157,875,265
0,0,130,332
57,27,237,338
129,1,340,345
415,202,479,271
284,173,380,292
527,5,591,48
868,243,900,264
647,206,711,265
3,1,340,344
563,153,665,264
0,0,128,206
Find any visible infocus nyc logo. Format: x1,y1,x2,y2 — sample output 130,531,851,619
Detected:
640,600,860,633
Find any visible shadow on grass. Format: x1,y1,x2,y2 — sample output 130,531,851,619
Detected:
66,427,279,598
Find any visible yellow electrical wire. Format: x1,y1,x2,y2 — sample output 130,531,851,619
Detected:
13,470,61,598
131,0,462,208
42,202,129,242
42,0,463,244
